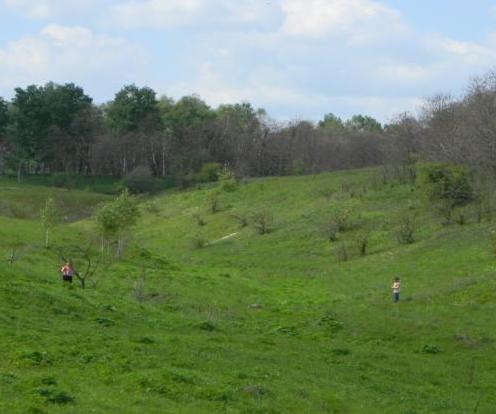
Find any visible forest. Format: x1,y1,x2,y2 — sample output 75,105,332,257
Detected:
1,70,496,189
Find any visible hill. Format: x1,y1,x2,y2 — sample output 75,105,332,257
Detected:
0,169,495,413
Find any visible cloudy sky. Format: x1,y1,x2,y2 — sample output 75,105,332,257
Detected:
1,0,496,123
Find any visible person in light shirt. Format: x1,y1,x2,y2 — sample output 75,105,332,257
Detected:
60,261,74,284
391,277,401,303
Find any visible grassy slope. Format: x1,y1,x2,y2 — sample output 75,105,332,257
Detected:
1,170,496,413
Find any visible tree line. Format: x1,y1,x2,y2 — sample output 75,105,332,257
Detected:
0,82,386,184
2,71,496,185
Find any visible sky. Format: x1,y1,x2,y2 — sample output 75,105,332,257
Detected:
1,0,496,123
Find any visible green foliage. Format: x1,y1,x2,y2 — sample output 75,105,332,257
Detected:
334,243,350,262
291,159,305,176
3,168,496,413
121,166,164,194
191,233,208,249
318,113,344,130
395,213,417,244
9,82,93,169
199,162,223,182
252,209,273,234
345,114,382,132
354,231,369,256
424,164,474,206
105,84,161,133
0,97,8,136
40,196,59,247
206,189,220,213
219,168,238,192
329,201,358,232
231,210,249,228
94,190,140,249
51,172,76,189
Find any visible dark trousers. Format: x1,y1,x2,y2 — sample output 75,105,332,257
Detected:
393,292,400,302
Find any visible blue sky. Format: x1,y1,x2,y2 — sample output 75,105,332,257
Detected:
1,0,496,123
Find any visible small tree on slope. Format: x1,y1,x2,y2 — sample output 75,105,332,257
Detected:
40,196,59,248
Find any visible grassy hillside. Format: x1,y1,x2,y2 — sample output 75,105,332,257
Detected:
1,169,495,413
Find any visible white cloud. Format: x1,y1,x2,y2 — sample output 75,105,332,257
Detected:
426,36,496,67
107,0,272,29
165,60,422,123
3,0,97,19
279,0,406,43
0,24,146,93
376,63,435,82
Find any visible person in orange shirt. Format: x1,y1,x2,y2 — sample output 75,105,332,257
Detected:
391,277,401,303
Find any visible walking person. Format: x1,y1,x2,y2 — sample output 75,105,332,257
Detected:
60,261,74,284
391,277,401,303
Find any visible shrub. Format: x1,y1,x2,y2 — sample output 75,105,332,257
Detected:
206,190,220,213
194,214,207,226
424,164,474,206
198,162,223,182
252,209,273,235
435,199,455,225
231,211,249,228
46,391,74,405
335,244,350,262
291,159,305,175
191,234,208,249
329,202,357,232
327,222,339,242
51,173,75,190
219,168,238,192
354,232,369,256
396,213,416,244
121,166,164,194
453,208,468,225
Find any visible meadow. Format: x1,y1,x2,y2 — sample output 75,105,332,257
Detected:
0,168,495,413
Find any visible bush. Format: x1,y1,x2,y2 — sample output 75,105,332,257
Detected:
206,190,220,213
453,208,468,225
121,166,164,194
252,209,273,235
198,162,223,182
219,168,238,192
191,234,208,249
329,202,357,232
327,222,339,242
354,232,369,256
51,173,75,190
231,211,249,228
435,199,455,225
396,213,416,244
424,164,474,206
194,214,207,226
335,244,350,262
291,159,305,175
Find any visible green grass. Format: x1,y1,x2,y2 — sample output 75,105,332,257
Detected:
1,169,496,413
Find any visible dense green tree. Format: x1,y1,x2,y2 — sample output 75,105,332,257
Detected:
318,113,344,130
164,95,216,175
345,114,382,133
106,85,161,134
8,82,94,174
